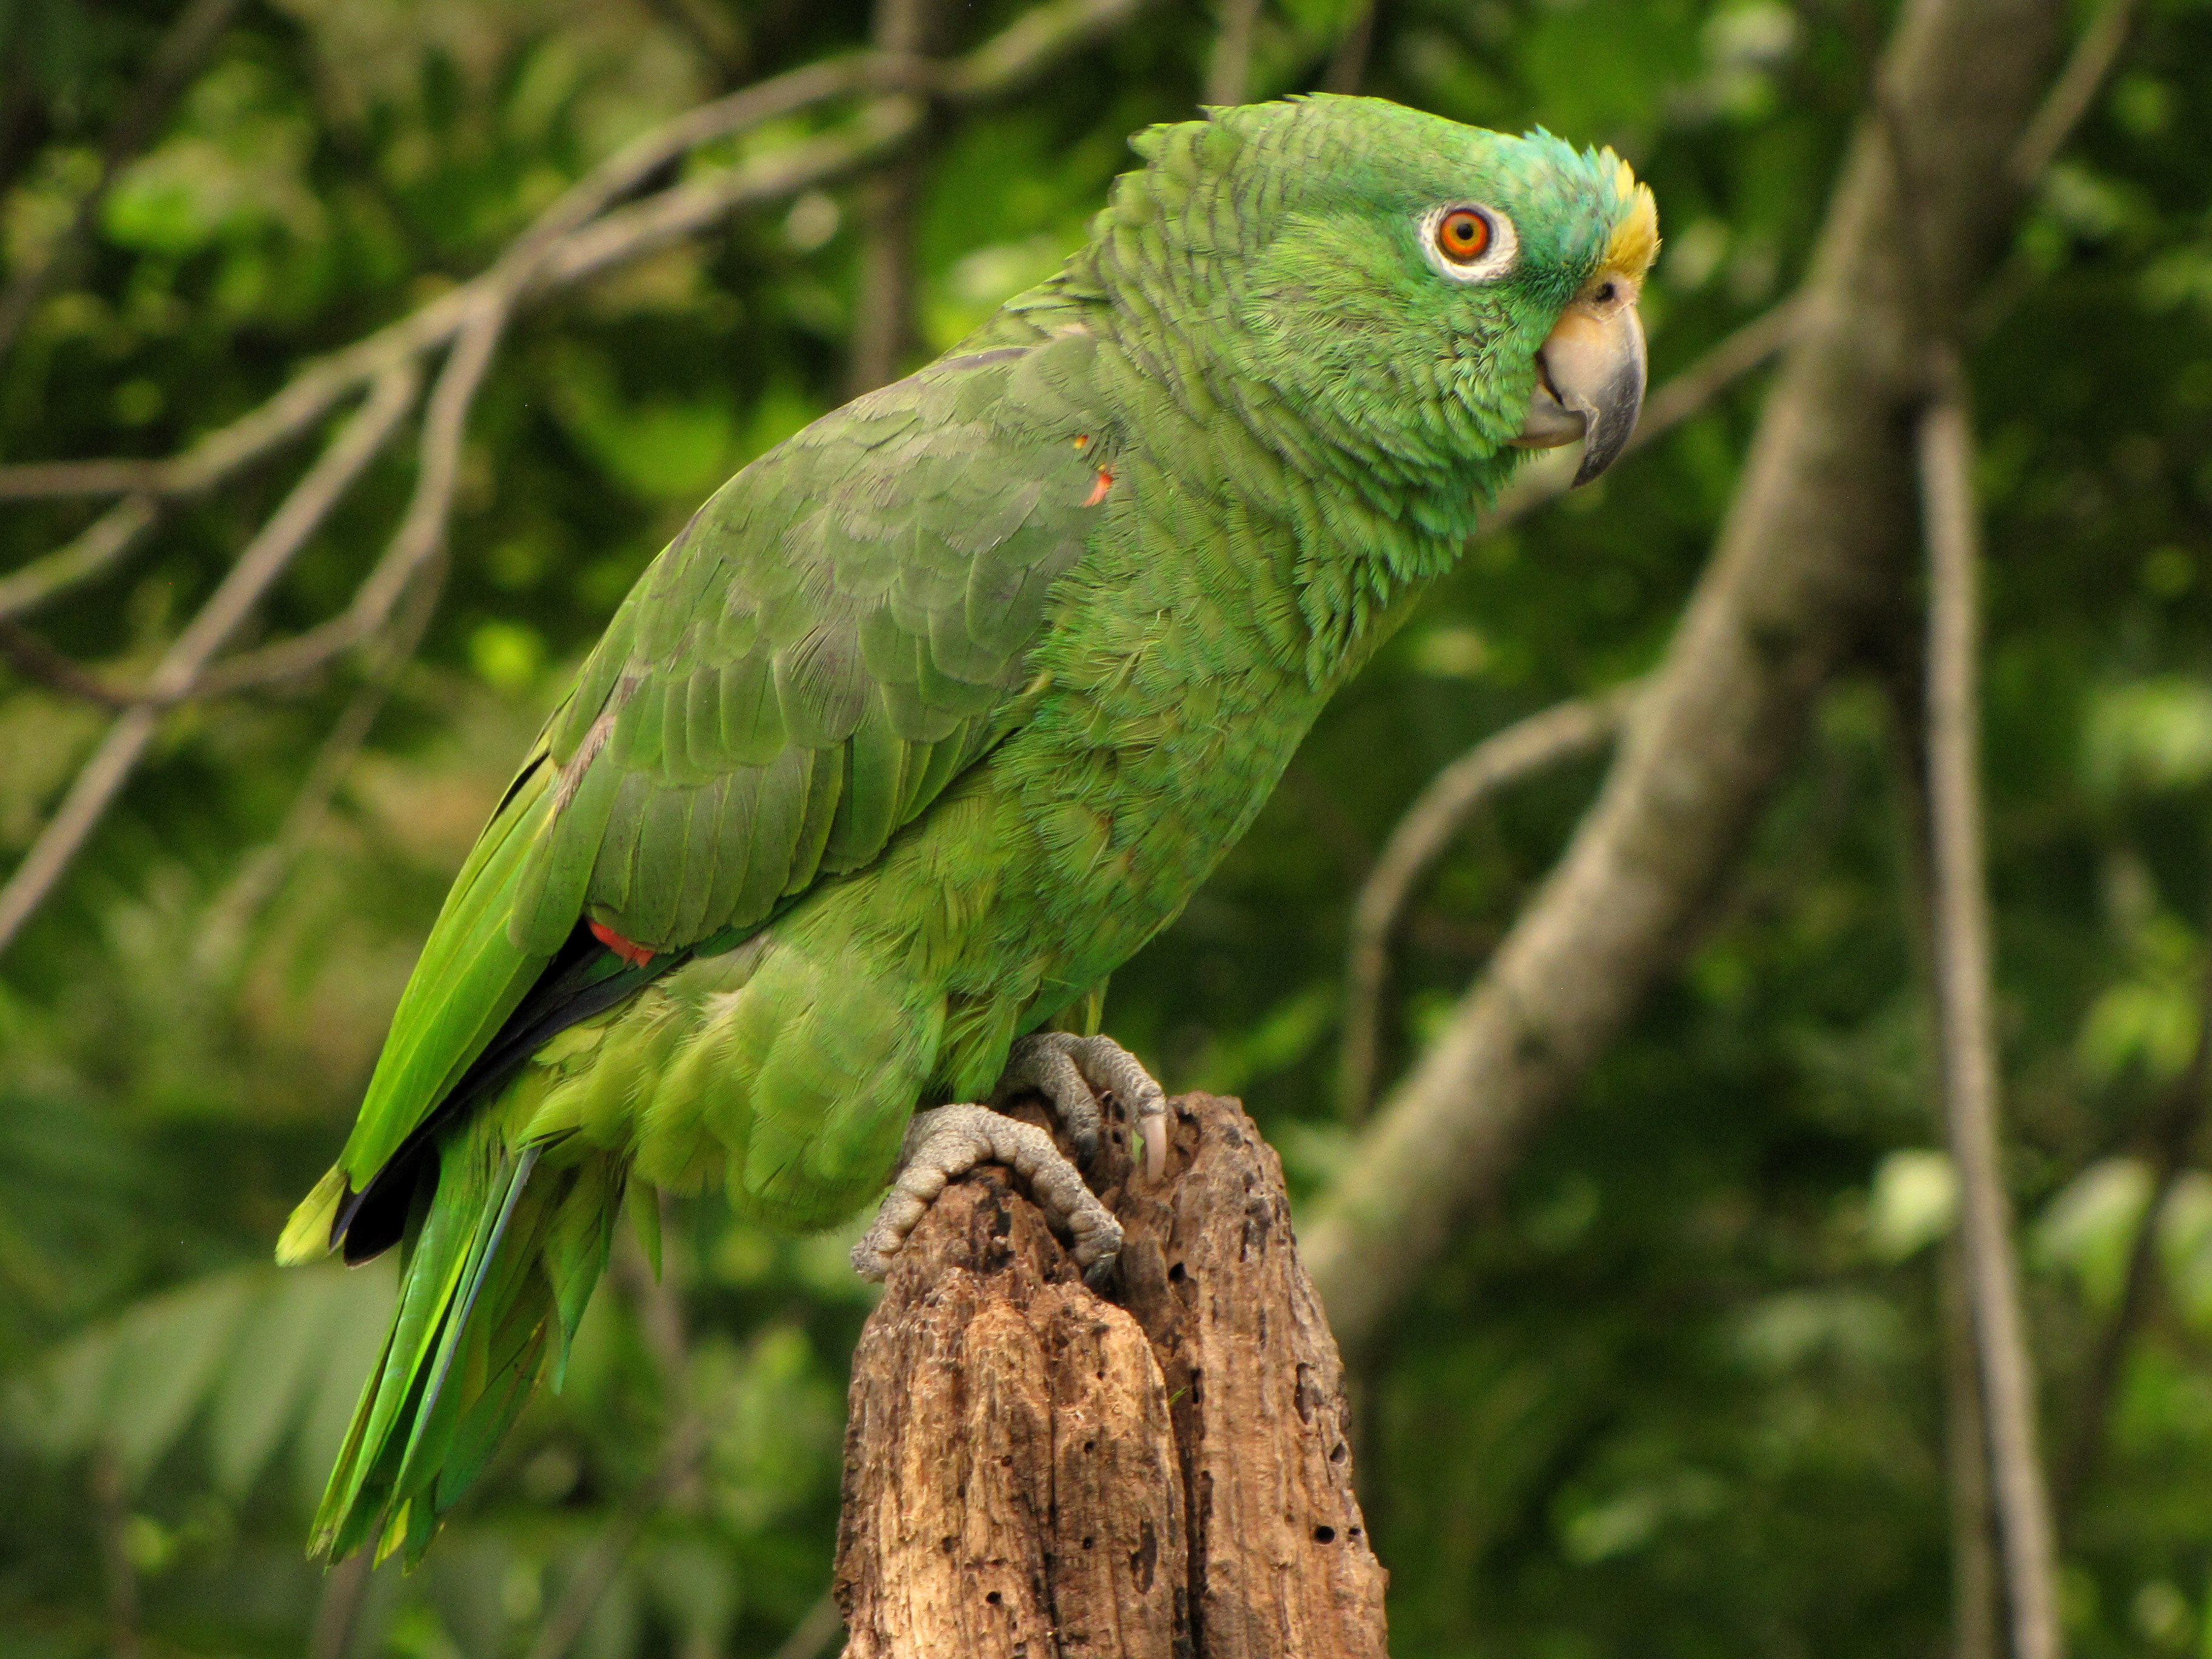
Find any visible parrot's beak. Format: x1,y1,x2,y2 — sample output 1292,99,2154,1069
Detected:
1510,285,1647,486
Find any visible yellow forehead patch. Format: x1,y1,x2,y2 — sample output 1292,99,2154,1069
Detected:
1602,154,1660,281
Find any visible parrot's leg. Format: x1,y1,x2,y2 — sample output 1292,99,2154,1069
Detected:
850,1105,1126,1289
993,1031,1170,1185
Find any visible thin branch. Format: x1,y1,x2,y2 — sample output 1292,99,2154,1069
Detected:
0,0,1145,508
1920,358,2062,1659
528,104,919,296
1963,0,2140,338
179,308,537,700
0,495,158,623
0,622,135,708
0,13,1132,669
307,1548,375,1659
1942,1234,2003,1659
1338,687,1637,1121
847,0,947,398
1880,651,2002,1659
0,0,1151,959
1324,302,1805,1119
89,1449,143,1659
0,63,851,506
2008,0,2139,186
194,554,451,977
0,364,420,956
0,0,240,367
1206,0,1264,106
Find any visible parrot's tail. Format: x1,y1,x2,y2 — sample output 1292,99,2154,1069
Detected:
309,1112,626,1564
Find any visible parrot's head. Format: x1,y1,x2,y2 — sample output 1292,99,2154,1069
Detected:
1103,96,1658,495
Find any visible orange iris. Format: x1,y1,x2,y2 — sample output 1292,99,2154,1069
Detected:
1436,208,1490,264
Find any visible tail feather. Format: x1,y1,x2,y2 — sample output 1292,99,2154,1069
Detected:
389,1143,543,1501
309,1114,626,1563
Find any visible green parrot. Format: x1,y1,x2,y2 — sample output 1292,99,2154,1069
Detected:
279,93,1657,1563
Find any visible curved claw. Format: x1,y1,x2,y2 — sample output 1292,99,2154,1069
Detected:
1134,1093,1167,1185
998,1032,1169,1185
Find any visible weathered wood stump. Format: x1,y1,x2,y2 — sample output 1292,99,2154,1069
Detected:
834,1091,1387,1658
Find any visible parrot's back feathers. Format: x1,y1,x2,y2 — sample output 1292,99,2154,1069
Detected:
503,333,1121,963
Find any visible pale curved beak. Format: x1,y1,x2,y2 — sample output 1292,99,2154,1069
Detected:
1511,289,1647,486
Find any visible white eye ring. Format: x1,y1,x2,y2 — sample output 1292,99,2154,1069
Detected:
1419,203,1518,283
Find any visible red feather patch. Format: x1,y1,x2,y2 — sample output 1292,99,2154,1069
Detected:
588,919,657,966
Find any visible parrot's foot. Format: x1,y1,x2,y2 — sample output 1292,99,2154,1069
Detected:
850,1104,1126,1290
993,1031,1169,1186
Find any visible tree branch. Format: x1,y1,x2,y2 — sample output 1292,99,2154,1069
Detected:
846,0,948,398
0,622,136,708
1328,303,1808,1121
2008,0,2139,186
1942,1233,2003,1659
0,0,1151,959
1920,359,2062,1659
1302,0,2066,1360
1881,655,2005,1659
0,0,1147,508
0,364,420,955
90,1449,143,1659
193,552,450,977
0,496,159,624
1337,687,1636,1122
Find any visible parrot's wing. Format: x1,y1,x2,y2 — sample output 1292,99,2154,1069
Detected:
301,332,1120,1228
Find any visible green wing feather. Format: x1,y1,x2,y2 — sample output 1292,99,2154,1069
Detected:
509,332,1117,959
282,333,1120,1559
284,331,1116,1242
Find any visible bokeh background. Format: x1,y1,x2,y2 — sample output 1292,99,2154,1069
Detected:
4,0,2212,1654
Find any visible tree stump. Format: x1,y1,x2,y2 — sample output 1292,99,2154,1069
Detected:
834,1091,1387,1658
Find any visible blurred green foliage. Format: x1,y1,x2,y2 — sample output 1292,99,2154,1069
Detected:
5,0,2212,1655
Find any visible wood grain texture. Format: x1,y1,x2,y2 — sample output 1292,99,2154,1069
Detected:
834,1093,1382,1658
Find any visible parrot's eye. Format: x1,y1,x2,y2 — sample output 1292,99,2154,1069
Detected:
1421,203,1518,283
1436,209,1490,262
